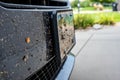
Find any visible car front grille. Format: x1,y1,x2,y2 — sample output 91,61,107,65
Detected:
26,57,60,80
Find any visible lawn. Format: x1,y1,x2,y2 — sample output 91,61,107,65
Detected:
81,7,95,11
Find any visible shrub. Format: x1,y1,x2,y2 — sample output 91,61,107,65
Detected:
71,0,92,8
74,13,116,29
99,14,115,25
90,0,115,3
71,0,78,8
93,3,104,10
74,14,95,29
80,0,91,7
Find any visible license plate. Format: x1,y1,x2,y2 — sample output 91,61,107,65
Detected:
57,10,75,59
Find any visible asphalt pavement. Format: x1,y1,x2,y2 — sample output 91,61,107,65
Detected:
70,23,120,80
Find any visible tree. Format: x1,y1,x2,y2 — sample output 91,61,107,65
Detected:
71,0,78,8
71,0,91,8
90,0,116,3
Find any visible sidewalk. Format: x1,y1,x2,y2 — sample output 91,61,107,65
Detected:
70,24,120,80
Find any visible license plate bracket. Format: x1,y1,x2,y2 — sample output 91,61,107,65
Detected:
56,10,75,59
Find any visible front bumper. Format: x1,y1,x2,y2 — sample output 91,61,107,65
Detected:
0,2,75,80
56,54,75,80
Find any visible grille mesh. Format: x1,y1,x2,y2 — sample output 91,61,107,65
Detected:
26,57,60,80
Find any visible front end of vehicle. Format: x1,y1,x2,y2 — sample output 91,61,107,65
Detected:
0,0,75,80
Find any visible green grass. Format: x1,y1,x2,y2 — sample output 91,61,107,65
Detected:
104,6,112,10
81,7,95,11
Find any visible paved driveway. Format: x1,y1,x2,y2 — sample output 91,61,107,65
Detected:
70,24,120,80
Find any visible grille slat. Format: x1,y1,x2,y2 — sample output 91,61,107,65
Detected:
26,57,59,80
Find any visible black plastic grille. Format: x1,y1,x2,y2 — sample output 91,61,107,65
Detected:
0,0,67,6
0,0,49,5
26,57,60,80
0,8,61,80
43,12,55,61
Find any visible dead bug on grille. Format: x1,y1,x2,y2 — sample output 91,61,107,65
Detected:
23,55,29,62
25,37,30,43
